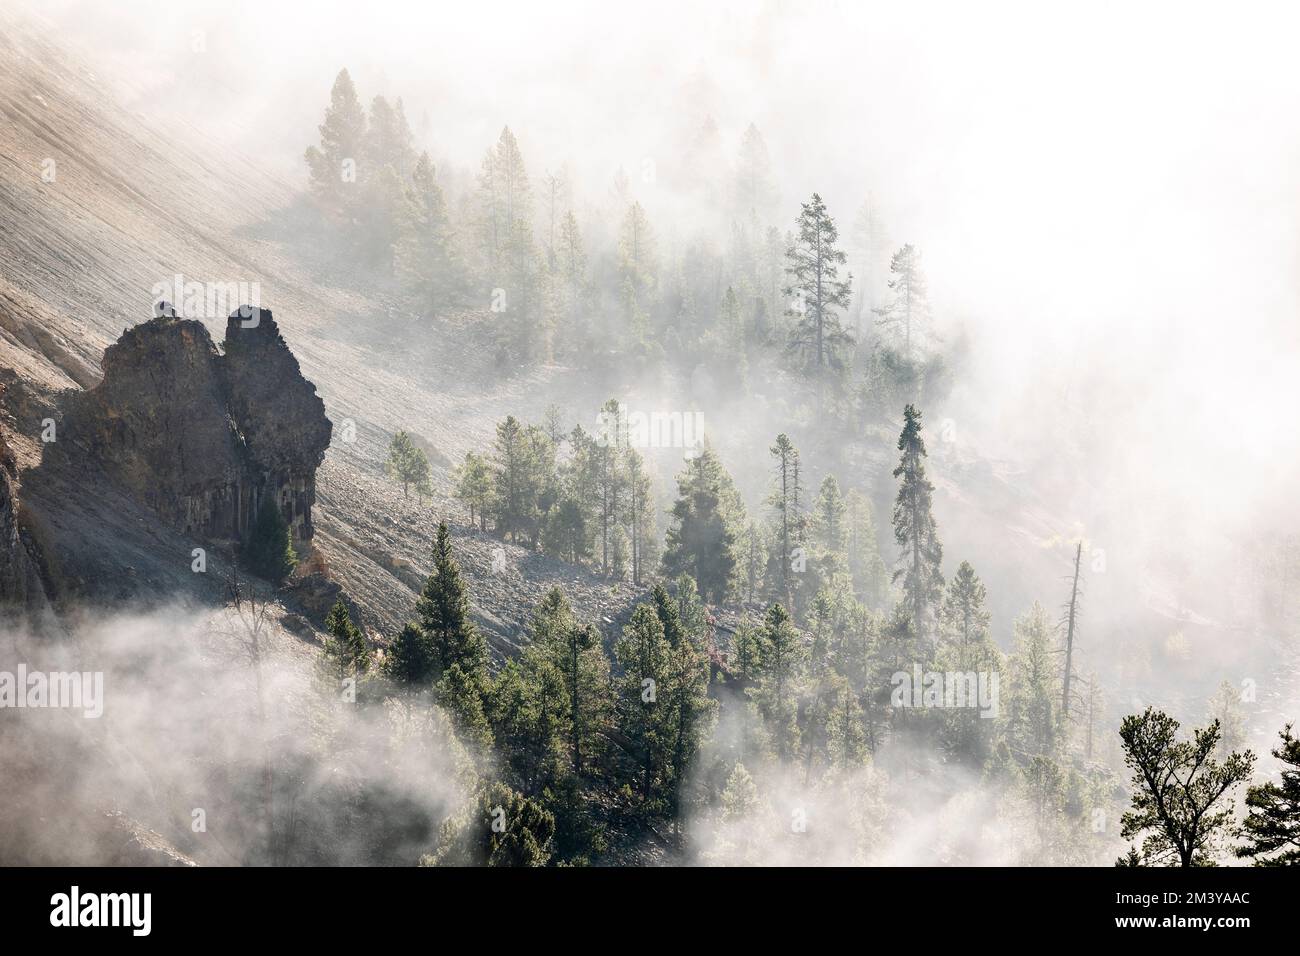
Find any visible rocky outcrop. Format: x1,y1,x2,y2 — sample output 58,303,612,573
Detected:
62,307,330,551
0,424,48,607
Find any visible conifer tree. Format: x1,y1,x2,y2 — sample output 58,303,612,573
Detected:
1207,679,1248,757
624,448,655,585
768,433,804,609
1006,603,1059,760
1118,708,1255,867
427,781,555,867
453,451,493,531
323,596,370,677
615,604,673,807
399,152,460,316
783,193,853,374
365,94,416,181
384,621,434,686
892,404,944,645
1237,723,1300,865
662,446,740,603
874,243,929,357
751,603,804,759
845,488,888,608
385,430,431,499
416,523,489,686
305,68,366,207
734,123,777,222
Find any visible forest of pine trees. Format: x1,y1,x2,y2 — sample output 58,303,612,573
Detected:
301,69,950,420
293,68,1294,868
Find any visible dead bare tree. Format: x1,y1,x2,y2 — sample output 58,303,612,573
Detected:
1059,541,1083,727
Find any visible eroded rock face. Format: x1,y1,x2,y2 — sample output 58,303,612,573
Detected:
0,426,47,607
65,307,330,549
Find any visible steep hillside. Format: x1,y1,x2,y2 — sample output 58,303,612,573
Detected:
0,6,630,653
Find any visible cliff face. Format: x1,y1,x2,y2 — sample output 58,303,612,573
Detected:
0,427,46,608
65,307,330,551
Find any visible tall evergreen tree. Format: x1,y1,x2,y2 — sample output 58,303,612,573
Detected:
615,604,673,808
399,151,460,316
662,446,740,603
305,68,366,207
751,603,804,759
416,523,489,686
767,433,804,609
783,193,854,374
891,404,944,645
874,243,929,357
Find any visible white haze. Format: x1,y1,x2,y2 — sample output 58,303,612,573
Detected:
8,0,1300,864
25,0,1300,536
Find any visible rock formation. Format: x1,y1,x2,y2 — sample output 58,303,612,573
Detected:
0,424,47,608
62,307,330,552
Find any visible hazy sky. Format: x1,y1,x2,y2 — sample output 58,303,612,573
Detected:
19,0,1300,533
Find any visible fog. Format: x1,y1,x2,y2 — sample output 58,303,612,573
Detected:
5,0,1299,866
27,0,1300,530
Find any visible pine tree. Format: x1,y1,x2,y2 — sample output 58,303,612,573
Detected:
1237,723,1300,865
490,416,553,546
555,211,589,347
615,604,673,808
365,95,416,181
416,523,489,686
541,602,611,777
618,202,657,324
1006,602,1059,760
662,445,740,603
874,244,929,357
475,127,542,360
384,621,434,686
892,404,944,646
399,152,460,317
812,475,849,593
244,492,297,583
385,430,431,498
323,596,370,677
768,433,804,609
1118,708,1255,867
592,398,625,574
427,781,555,867
1207,679,1248,757
845,488,888,608
784,193,854,374
825,674,867,771
304,68,366,207
938,561,999,765
654,582,717,816
751,603,804,759
849,195,890,323
624,448,655,585
453,451,493,531
438,662,495,754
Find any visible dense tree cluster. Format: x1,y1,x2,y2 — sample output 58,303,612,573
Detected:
303,70,950,413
